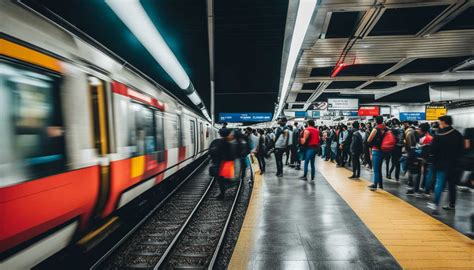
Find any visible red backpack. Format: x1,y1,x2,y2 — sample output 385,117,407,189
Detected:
381,130,396,153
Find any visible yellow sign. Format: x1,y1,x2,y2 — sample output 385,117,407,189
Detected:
426,105,447,121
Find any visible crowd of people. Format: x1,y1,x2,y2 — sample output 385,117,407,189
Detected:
210,115,473,235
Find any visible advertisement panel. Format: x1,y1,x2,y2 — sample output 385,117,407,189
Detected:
399,112,426,121
380,106,391,115
219,112,272,122
358,106,379,116
295,111,306,118
342,111,358,117
327,98,359,111
425,105,447,121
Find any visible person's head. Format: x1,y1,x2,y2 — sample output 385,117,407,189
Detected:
294,122,298,127
258,129,264,135
245,127,252,134
222,122,228,127
391,118,400,127
438,115,452,129
418,122,430,135
307,119,315,127
219,128,233,140
375,115,384,125
352,121,360,130
277,117,288,126
402,120,412,128
288,125,293,131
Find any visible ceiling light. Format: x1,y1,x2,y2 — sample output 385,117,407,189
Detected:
275,0,317,119
106,0,190,89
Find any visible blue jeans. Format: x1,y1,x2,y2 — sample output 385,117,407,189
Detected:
304,147,317,179
433,170,446,205
372,150,383,188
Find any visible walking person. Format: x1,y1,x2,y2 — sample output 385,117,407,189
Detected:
349,121,363,179
299,120,320,181
274,117,289,177
427,115,464,214
367,116,386,191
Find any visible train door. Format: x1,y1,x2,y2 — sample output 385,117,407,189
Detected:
199,122,205,153
190,119,197,157
88,77,111,218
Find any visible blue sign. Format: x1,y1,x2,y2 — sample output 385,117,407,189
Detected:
342,111,358,117
399,112,426,121
219,112,272,122
295,111,306,118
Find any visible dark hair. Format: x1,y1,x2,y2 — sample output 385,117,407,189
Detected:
419,122,430,133
375,116,384,124
307,119,315,126
352,121,360,129
258,129,264,135
279,117,288,123
219,128,231,137
391,118,400,126
438,115,452,125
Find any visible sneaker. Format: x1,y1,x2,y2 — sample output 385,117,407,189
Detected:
386,175,392,180
442,205,455,210
368,184,377,191
423,193,431,199
348,175,357,179
295,167,301,170
299,176,307,181
415,193,424,198
406,190,415,196
427,202,437,210
276,173,283,177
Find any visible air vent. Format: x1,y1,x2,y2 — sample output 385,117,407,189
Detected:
292,104,304,109
302,82,320,90
296,93,312,102
441,6,474,31
378,84,430,103
325,11,363,38
326,81,366,89
390,56,471,74
370,5,448,36
310,67,333,77
337,63,395,76
362,81,397,89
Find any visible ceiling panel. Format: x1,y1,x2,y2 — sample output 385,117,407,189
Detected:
302,82,321,90
337,63,396,76
296,93,312,102
326,81,366,89
325,11,363,38
362,81,397,89
441,6,474,31
390,56,471,74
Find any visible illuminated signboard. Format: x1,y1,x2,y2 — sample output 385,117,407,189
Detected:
358,106,379,116
425,105,447,121
295,111,306,118
327,98,359,111
399,112,425,121
219,113,272,122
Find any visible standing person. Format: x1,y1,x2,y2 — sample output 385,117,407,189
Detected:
382,120,392,178
363,122,373,170
367,116,386,191
299,120,320,181
285,125,294,166
417,123,434,197
404,121,419,193
427,115,464,213
462,128,474,238
291,123,301,168
336,125,348,167
342,124,353,168
274,117,289,177
256,129,266,174
265,128,275,157
349,121,363,179
388,118,404,181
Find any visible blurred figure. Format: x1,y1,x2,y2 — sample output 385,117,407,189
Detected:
427,115,464,214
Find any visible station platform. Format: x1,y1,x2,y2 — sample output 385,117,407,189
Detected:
229,158,474,270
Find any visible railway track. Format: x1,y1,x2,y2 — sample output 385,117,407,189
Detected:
93,159,244,270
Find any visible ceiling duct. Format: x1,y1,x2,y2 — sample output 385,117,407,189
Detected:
430,84,474,102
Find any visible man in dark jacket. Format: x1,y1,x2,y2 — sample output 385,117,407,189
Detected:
349,121,363,179
427,115,464,213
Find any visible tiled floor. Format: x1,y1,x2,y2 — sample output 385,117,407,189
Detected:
229,159,400,270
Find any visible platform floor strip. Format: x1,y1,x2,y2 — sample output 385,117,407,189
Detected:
228,162,263,270
317,160,474,269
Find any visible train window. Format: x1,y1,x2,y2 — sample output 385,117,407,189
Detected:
199,122,205,150
155,111,165,162
130,103,156,156
164,113,180,149
189,120,196,145
0,61,66,185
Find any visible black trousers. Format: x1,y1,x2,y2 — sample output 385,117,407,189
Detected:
217,176,226,195
274,148,285,174
389,146,402,180
352,152,361,177
257,152,266,172
341,148,349,167
383,152,391,177
290,144,297,165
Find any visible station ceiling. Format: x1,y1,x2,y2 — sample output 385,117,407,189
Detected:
21,0,474,121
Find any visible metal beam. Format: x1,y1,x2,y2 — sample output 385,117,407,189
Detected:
206,0,215,124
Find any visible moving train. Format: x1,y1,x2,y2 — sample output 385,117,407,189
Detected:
0,2,217,268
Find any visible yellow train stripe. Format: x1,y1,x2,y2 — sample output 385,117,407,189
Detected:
96,83,108,155
130,155,145,179
317,161,474,269
77,216,118,246
0,38,62,73
228,156,262,270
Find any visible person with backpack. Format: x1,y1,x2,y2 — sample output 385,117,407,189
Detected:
274,117,289,177
367,116,386,190
299,119,320,181
388,118,404,182
427,115,464,214
349,121,363,179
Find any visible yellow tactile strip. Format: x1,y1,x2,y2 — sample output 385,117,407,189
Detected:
317,160,474,269
228,158,263,270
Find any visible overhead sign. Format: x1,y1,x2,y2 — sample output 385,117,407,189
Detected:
327,98,358,111
399,112,425,121
380,106,391,115
358,106,379,116
295,111,306,118
219,113,272,122
426,105,447,121
342,111,358,117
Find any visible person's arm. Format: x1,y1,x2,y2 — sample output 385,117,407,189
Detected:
367,128,377,143
300,129,310,145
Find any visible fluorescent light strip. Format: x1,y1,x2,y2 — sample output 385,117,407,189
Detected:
187,91,202,106
275,0,317,119
106,0,190,90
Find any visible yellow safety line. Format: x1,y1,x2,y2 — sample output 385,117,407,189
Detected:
228,156,263,270
317,160,474,269
77,216,118,245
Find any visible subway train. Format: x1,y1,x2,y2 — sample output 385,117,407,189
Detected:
0,2,217,268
